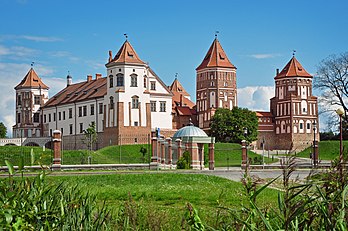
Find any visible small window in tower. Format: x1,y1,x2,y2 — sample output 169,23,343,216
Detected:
34,96,40,105
219,53,225,60
127,51,134,58
211,81,214,87
150,81,156,90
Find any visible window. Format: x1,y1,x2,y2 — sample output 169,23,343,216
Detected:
211,81,214,87
116,73,124,86
17,95,21,106
58,112,61,120
83,106,87,116
109,75,114,88
160,101,166,112
134,121,138,126
132,96,139,109
69,124,73,134
63,111,66,120
49,114,51,122
150,81,156,90
144,77,147,88
50,129,52,137
69,108,73,119
17,113,21,123
53,113,56,121
130,74,137,87
61,128,63,135
79,123,83,133
78,107,82,117
44,114,46,123
300,123,303,129
110,97,114,109
150,101,156,112
99,103,103,114
90,104,95,115
34,95,40,105
307,123,311,129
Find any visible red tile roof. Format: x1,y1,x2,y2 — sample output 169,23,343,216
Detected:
169,78,190,97
275,56,312,79
169,78,195,108
256,111,273,117
176,106,196,116
15,68,49,90
43,77,107,108
106,40,145,66
196,38,236,70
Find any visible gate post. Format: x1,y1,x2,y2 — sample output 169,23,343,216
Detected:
52,130,62,170
241,140,248,169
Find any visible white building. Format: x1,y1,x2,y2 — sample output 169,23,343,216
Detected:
13,39,173,149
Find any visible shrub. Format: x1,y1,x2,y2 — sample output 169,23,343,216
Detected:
177,151,191,169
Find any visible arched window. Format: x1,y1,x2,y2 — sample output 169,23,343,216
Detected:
131,74,137,87
109,75,113,88
144,76,147,88
116,73,124,87
132,95,139,109
110,96,114,109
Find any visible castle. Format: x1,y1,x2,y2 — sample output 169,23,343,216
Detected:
11,37,318,151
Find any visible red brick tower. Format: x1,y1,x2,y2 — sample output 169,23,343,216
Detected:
270,55,319,150
196,36,237,131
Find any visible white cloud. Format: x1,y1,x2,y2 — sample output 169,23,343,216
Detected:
237,86,274,111
0,44,38,57
249,53,280,59
20,35,63,42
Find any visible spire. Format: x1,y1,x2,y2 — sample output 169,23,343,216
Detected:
106,40,145,66
15,67,49,90
196,37,235,70
169,77,190,97
275,56,312,79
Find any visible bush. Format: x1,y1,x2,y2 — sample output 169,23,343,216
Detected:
177,151,191,169
0,162,111,230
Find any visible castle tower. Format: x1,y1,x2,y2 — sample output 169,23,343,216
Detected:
13,68,49,138
196,37,237,131
270,55,319,150
103,38,172,145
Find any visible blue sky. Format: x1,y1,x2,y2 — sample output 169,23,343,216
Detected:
0,0,347,135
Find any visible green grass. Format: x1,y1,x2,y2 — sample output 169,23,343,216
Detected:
207,143,276,167
0,142,275,167
296,140,348,160
47,173,278,229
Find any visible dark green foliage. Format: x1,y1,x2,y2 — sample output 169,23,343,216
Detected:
0,122,6,138
140,146,147,163
210,107,258,143
0,166,111,230
296,140,348,160
177,151,191,169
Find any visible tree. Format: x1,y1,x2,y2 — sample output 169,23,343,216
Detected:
83,123,98,151
210,107,258,143
0,122,7,138
314,52,348,124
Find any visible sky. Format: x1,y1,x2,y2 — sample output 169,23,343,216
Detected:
0,0,347,136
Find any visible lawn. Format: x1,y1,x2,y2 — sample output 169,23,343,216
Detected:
47,173,279,229
0,142,275,167
296,140,348,160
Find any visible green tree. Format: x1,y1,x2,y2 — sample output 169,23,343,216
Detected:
210,107,258,143
0,122,7,138
83,123,98,151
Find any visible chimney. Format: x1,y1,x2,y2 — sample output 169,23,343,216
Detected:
67,74,72,87
108,50,113,62
276,68,279,76
95,73,102,80
87,75,92,82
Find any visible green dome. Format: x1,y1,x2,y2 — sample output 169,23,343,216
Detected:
173,124,208,138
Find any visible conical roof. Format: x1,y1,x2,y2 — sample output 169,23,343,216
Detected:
275,56,312,79
169,78,190,97
107,40,145,65
15,68,49,90
196,38,236,70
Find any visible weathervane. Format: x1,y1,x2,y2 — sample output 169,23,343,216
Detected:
215,31,219,38
31,61,35,67
175,73,178,79
124,33,128,40
292,50,296,56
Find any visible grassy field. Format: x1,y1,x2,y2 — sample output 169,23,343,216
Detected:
296,140,348,160
0,142,274,167
46,173,278,229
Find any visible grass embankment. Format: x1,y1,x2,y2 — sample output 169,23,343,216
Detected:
47,173,278,229
0,142,275,166
296,140,348,160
